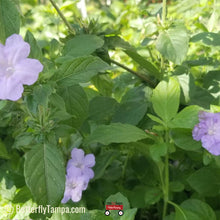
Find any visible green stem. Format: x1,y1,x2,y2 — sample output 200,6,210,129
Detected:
168,201,187,220
49,0,75,34
162,129,169,219
162,0,167,25
110,59,156,87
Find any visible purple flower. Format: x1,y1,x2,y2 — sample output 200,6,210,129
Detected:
61,148,95,203
192,111,220,155
0,34,43,101
61,167,86,203
67,148,95,179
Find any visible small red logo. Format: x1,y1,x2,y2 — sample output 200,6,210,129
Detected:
105,202,124,216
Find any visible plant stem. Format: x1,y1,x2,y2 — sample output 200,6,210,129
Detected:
168,201,187,220
49,0,75,34
162,129,170,219
110,59,155,87
162,0,167,25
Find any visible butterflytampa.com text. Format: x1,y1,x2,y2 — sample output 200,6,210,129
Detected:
15,205,86,215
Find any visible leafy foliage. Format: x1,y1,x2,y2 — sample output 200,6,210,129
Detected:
1,0,220,219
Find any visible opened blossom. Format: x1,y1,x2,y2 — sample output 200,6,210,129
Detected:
0,34,43,101
62,148,95,203
192,111,220,156
67,148,95,179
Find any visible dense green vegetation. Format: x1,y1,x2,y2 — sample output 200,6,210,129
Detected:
1,0,220,219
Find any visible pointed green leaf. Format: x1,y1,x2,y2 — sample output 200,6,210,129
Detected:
152,77,180,123
59,85,88,129
191,32,220,46
85,123,148,145
125,49,160,79
187,167,220,197
156,23,188,64
63,34,104,57
24,144,65,206
56,56,109,87
0,0,20,43
25,30,42,60
175,199,216,220
171,128,202,151
169,105,202,129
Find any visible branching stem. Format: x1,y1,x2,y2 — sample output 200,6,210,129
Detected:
49,0,75,34
110,59,155,87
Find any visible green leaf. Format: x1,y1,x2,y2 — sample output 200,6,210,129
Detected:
0,0,20,43
187,167,220,197
12,133,34,149
121,208,137,220
169,181,184,192
0,100,7,110
85,210,113,220
56,56,110,87
49,93,66,111
89,96,118,124
25,30,42,60
24,143,65,206
128,185,162,209
125,49,160,79
171,128,202,151
112,101,147,125
149,143,167,162
92,75,113,96
13,186,32,203
0,140,10,159
112,86,148,125
156,23,189,64
175,199,216,220
152,77,180,123
105,35,133,50
33,84,53,107
85,123,148,145
63,34,104,57
190,32,220,46
169,105,202,129
144,186,162,206
93,151,118,180
147,113,166,126
177,74,215,108
59,85,89,129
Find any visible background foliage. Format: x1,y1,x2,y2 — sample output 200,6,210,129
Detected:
1,0,220,219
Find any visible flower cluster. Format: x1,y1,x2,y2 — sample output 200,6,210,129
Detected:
0,34,43,101
192,111,220,156
61,148,95,203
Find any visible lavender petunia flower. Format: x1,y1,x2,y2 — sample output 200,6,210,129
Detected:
62,148,95,203
0,34,43,101
61,167,86,203
67,148,95,179
192,111,220,155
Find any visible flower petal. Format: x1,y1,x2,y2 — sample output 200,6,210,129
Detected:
4,34,30,64
209,142,220,156
66,165,81,177
61,193,71,203
14,58,43,85
71,188,82,202
71,148,85,163
83,168,94,180
0,77,23,101
84,154,95,168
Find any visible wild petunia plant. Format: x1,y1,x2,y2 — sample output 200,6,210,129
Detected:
1,0,220,220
